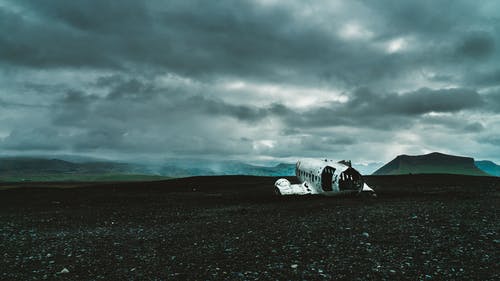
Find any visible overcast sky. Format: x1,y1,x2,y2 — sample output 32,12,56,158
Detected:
1,0,499,165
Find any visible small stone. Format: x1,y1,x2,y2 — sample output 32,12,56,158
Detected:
361,232,370,238
60,268,69,274
389,269,396,274
291,264,298,269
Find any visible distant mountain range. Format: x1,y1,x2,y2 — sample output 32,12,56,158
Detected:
0,157,296,181
154,160,295,177
0,158,135,175
373,152,496,176
474,160,500,176
1,153,498,182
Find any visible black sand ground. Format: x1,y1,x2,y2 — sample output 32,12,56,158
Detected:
0,175,499,280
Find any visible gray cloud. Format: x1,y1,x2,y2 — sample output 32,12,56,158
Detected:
372,88,483,115
483,90,500,113
463,122,485,133
457,32,496,59
469,69,500,87
0,1,455,86
479,135,500,144
272,87,484,132
1,0,500,163
419,114,485,133
1,128,64,150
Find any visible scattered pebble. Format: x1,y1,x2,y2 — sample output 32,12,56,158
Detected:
1,179,497,280
60,268,69,274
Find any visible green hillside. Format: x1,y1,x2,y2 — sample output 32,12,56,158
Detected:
0,157,294,182
0,174,170,182
0,157,169,182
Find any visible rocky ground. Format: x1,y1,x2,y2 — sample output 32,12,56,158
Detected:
0,175,499,280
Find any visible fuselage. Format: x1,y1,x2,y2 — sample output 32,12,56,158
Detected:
274,159,374,196
296,159,364,194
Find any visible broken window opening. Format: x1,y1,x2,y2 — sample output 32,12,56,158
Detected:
338,167,364,191
321,166,335,191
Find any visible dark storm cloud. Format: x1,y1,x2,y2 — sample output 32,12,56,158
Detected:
72,128,131,151
24,0,150,33
457,32,495,59
23,82,69,95
361,0,492,38
463,122,485,133
0,97,45,109
1,0,500,162
0,126,132,153
419,115,485,133
358,1,500,81
0,0,442,87
52,89,96,127
347,87,470,116
2,0,498,83
53,87,270,128
8,79,489,158
107,79,157,100
39,78,279,155
370,88,483,115
0,0,496,92
1,128,66,150
0,5,117,68
186,96,269,123
273,87,484,130
477,135,500,146
2,1,308,76
483,90,500,112
469,69,500,87
95,75,125,87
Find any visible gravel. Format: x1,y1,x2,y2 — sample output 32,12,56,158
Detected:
0,176,499,280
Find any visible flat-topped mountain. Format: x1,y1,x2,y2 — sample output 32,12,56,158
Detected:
373,152,488,176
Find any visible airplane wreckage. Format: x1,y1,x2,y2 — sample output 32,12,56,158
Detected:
274,159,375,196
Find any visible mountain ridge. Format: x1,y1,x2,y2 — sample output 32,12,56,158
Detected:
474,160,500,176
0,157,296,181
373,152,489,176
1,154,496,181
